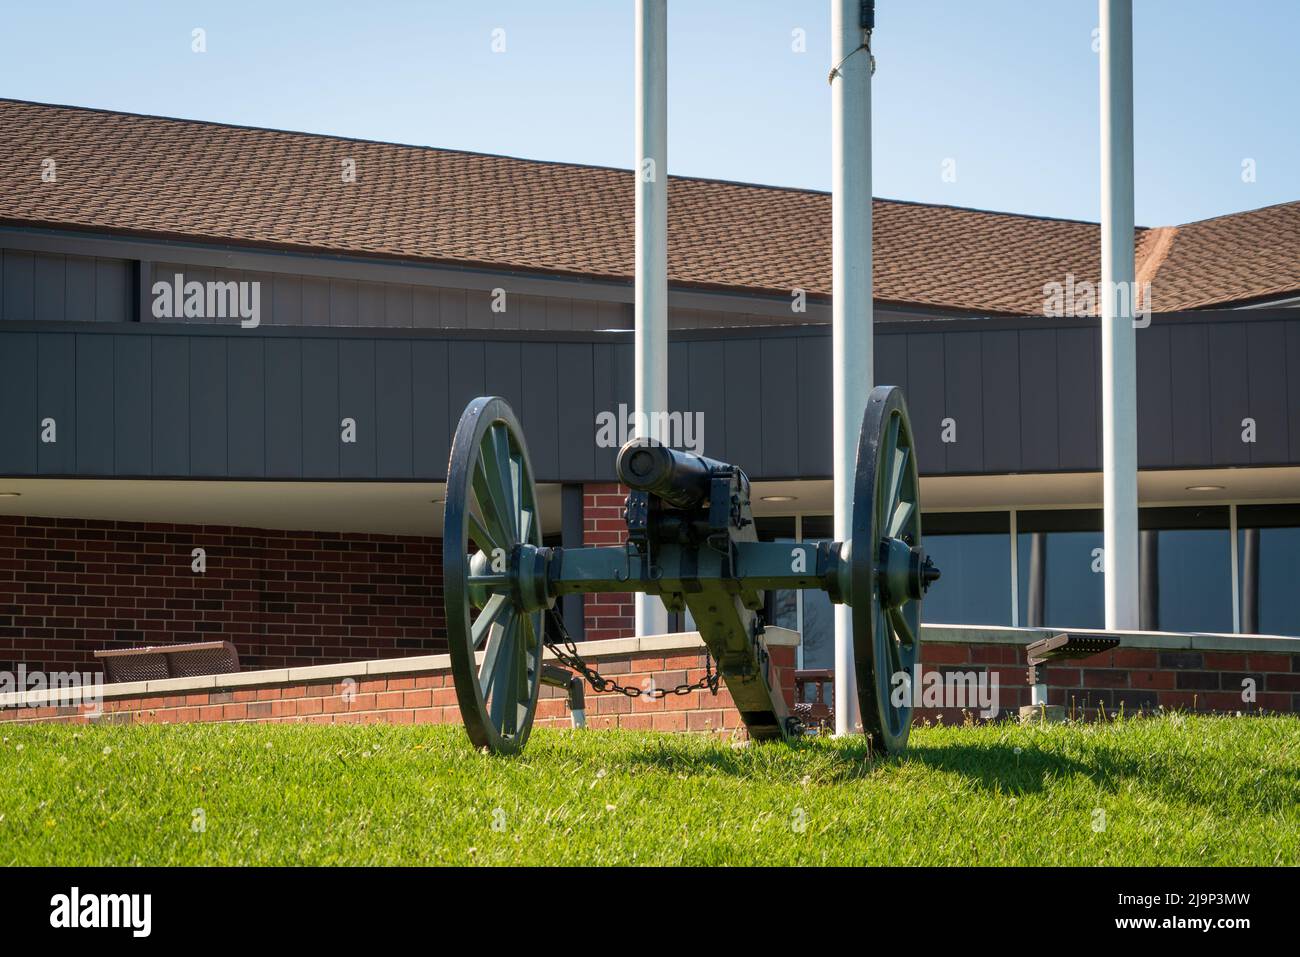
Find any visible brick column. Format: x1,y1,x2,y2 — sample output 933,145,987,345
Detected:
582,483,636,640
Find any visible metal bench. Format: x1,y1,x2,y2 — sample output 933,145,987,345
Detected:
94,641,241,683
793,668,835,732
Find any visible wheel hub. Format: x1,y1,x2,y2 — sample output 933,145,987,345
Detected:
877,537,939,606
511,542,554,614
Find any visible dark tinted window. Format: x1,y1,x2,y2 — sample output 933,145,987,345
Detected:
1156,528,1231,633
1238,506,1300,637
922,534,1011,625
1019,529,1105,629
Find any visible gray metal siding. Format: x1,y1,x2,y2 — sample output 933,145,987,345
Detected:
980,330,1021,473
0,313,1297,483
265,338,303,477
114,335,152,475
724,339,762,471
1018,330,1059,471
302,339,340,477
411,340,451,479
0,333,37,474
339,339,377,478
904,333,945,474
794,335,832,476
554,343,595,481
37,333,76,474
1,249,132,324
1288,320,1300,463
1207,322,1250,466
1169,323,1212,465
521,342,560,480
75,334,115,474
189,337,228,476
941,331,982,473
227,337,266,477
1136,324,1173,468
1056,326,1099,470
151,337,189,475
759,337,799,479
375,340,414,479
1245,321,1289,465
0,255,791,335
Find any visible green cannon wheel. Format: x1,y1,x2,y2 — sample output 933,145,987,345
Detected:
851,385,938,753
443,397,545,755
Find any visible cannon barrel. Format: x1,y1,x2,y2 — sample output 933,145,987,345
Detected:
615,440,734,510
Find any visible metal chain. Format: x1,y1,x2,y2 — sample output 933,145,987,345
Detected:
543,607,720,699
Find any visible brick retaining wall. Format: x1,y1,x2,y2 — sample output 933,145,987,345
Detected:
3,629,1296,732
0,516,442,674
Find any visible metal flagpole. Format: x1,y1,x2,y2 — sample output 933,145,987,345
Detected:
830,0,874,733
634,0,670,638
1099,0,1140,630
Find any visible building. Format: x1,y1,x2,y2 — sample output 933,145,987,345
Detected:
2,98,1300,689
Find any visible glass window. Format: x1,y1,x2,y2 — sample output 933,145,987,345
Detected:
1155,528,1232,633
1017,510,1104,629
921,513,1011,626
799,517,835,671
1144,507,1231,634
754,515,799,631
1019,530,1105,629
1238,505,1300,637
801,588,835,671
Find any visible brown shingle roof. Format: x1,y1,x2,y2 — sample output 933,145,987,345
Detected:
2,98,1297,315
1140,203,1300,310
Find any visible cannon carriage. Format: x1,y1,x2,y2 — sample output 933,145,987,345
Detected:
442,385,939,755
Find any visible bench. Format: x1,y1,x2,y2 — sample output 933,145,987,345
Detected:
94,641,241,683
793,668,834,732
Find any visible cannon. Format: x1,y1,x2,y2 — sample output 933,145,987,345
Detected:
442,385,940,755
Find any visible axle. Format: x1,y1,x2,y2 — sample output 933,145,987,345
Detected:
467,538,939,616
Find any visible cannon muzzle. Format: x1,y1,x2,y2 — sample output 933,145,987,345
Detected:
615,440,734,510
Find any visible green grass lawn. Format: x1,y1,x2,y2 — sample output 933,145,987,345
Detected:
1,714,1296,865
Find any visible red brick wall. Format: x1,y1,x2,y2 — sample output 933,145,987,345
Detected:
915,642,1300,723
0,516,442,674
583,483,635,640
5,641,1294,732
0,649,748,733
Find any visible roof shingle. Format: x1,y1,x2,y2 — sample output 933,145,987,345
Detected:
2,98,1296,314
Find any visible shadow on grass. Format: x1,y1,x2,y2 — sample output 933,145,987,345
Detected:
602,732,1285,812
899,741,1104,796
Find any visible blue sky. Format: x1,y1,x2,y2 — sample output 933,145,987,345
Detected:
1,0,1295,226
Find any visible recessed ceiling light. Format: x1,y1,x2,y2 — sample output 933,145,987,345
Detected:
760,495,798,503
0,492,20,498
1185,485,1224,492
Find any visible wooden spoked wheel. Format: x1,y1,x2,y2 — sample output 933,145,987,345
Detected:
443,397,545,755
851,385,937,753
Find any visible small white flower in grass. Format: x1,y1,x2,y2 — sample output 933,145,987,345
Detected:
14,743,23,752
102,746,111,756
605,804,617,812
265,741,273,750
1013,747,1022,755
